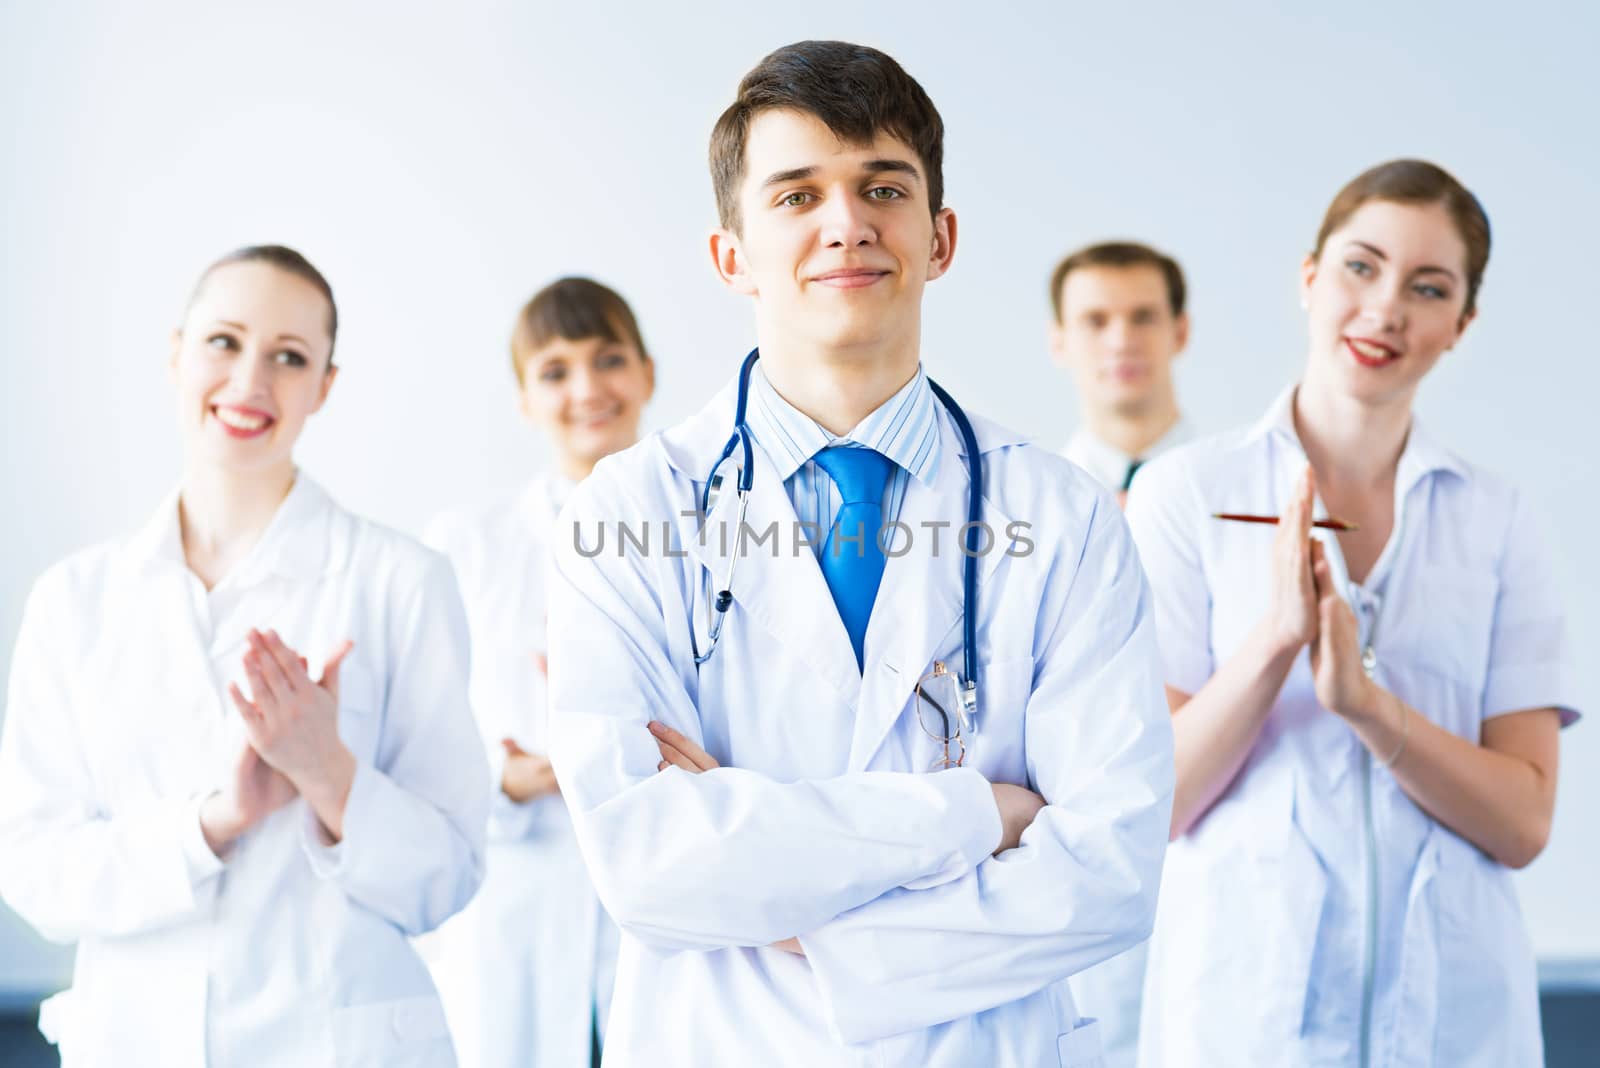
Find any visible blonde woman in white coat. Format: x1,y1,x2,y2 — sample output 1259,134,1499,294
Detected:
426,277,653,1068
0,246,491,1068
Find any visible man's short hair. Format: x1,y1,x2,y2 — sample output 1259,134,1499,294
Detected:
709,40,945,234
1050,241,1187,322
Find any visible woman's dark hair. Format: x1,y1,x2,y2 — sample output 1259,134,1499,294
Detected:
511,277,649,385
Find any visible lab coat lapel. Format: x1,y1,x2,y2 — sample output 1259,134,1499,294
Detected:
677,429,862,704
114,504,232,796
848,415,1017,771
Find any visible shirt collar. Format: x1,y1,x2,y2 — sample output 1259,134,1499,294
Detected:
744,362,943,486
1248,383,1468,490
1064,416,1195,490
127,471,335,582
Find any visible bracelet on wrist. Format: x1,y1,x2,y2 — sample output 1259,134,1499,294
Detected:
1378,697,1410,768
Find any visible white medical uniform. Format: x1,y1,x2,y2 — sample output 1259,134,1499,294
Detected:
424,474,618,1068
1125,385,1581,1067
1057,416,1191,1068
1061,418,1194,497
545,369,1175,1067
0,474,491,1068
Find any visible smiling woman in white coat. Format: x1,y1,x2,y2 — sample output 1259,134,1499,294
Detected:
1126,161,1582,1067
424,277,653,1068
544,42,1173,1068
0,246,491,1068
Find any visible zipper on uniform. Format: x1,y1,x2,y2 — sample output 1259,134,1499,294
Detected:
1359,749,1378,1068
1355,593,1383,1068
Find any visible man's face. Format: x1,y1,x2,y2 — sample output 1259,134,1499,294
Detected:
1051,264,1188,417
711,108,955,360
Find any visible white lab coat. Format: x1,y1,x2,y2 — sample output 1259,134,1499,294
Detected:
424,475,618,1068
1125,386,1582,1067
0,474,490,1068
545,376,1174,1067
1058,417,1193,1068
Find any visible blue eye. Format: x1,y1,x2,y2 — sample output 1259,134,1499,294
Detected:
1345,259,1373,277
1413,283,1448,300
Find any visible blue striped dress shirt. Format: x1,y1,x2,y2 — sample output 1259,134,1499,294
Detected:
742,362,942,559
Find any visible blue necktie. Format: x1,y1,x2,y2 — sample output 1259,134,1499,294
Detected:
812,446,893,670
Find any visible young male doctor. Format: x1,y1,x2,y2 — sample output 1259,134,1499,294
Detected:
545,40,1173,1067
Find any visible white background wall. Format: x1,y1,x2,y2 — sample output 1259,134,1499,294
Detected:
3,1,1596,993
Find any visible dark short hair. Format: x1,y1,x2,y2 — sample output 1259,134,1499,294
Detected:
1050,241,1187,322
188,245,338,362
709,40,945,233
1312,158,1491,317
510,277,650,386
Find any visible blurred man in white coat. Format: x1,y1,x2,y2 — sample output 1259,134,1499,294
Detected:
1047,240,1195,1067
1051,242,1194,509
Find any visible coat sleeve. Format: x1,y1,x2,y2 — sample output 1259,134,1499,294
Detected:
299,550,491,936
422,510,551,844
1480,489,1581,725
796,494,1175,1043
1123,450,1215,696
545,474,1003,954
0,571,225,942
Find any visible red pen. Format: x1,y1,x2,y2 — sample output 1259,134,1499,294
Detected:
1212,512,1359,532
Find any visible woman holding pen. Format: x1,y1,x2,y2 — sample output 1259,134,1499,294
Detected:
1125,160,1579,1067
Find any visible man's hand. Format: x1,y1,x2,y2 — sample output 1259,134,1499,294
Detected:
991,783,1047,855
646,722,812,954
650,720,720,772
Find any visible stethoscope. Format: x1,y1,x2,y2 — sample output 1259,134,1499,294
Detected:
690,349,985,734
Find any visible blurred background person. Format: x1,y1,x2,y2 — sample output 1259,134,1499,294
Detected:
1050,241,1193,507
425,277,654,1068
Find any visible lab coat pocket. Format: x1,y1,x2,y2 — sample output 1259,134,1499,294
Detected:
1390,829,1442,1064
332,994,454,1067
1389,567,1496,700
334,659,384,765
1056,1017,1105,1067
1430,830,1541,1066
1257,777,1329,1040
